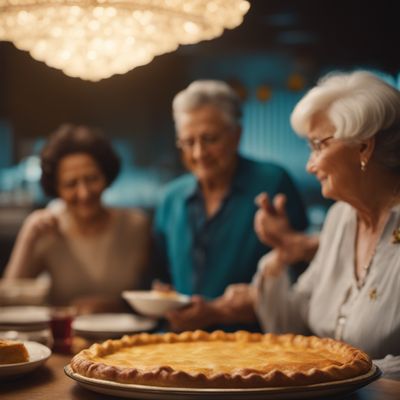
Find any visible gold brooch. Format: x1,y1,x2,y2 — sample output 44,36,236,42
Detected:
369,288,378,301
393,227,400,244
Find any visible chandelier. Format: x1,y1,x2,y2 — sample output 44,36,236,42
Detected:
0,0,250,81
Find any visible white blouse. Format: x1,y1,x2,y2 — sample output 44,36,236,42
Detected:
254,201,400,378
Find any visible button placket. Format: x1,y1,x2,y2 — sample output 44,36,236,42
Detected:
334,285,357,340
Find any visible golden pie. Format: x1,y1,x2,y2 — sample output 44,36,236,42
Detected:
70,330,372,388
0,339,29,365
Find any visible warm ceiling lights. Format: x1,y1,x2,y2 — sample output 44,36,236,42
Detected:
0,0,250,81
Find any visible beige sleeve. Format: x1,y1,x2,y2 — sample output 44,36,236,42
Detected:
3,221,47,279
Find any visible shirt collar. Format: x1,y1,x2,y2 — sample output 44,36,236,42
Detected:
184,154,247,202
183,175,200,201
231,155,249,192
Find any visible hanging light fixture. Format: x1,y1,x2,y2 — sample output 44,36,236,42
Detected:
0,0,250,81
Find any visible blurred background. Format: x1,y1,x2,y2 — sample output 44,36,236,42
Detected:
0,0,399,271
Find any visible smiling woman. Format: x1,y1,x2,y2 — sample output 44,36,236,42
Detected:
3,125,152,311
254,70,400,379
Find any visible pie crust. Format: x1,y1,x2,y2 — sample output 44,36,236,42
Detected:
70,330,372,388
0,339,29,365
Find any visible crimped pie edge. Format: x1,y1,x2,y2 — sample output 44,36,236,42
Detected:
70,330,372,388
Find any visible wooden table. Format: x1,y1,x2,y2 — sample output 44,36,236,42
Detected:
1,353,399,400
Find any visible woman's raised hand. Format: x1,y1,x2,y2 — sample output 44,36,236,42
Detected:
254,192,292,248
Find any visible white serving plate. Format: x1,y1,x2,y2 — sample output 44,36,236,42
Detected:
64,364,381,400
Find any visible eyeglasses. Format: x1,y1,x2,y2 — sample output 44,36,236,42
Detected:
176,133,223,151
307,135,335,153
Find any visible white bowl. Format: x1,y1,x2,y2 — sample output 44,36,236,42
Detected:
122,290,190,318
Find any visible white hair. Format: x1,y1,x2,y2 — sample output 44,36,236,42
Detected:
291,70,400,172
172,80,242,129
291,71,400,140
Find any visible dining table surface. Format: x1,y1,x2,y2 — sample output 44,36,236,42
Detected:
0,349,399,400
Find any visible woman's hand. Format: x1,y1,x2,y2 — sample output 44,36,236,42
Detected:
254,192,319,265
21,209,60,244
254,192,292,248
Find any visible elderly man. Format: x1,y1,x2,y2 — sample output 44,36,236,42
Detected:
153,80,308,330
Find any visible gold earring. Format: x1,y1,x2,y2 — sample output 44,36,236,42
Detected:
360,160,367,172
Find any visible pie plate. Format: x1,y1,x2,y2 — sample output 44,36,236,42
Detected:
64,363,381,400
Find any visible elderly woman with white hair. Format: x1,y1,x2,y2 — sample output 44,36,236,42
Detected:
153,80,308,331
253,70,400,378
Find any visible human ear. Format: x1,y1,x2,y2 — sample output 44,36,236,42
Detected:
359,137,375,171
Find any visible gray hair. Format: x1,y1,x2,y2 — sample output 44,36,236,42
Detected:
172,80,242,129
291,70,400,173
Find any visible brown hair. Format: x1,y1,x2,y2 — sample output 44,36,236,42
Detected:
40,124,121,197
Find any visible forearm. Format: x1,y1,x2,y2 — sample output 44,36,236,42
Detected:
280,233,319,265
3,226,38,279
298,234,319,262
253,254,311,334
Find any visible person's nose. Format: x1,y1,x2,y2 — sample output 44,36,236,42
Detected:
76,180,91,200
306,153,317,174
192,140,207,159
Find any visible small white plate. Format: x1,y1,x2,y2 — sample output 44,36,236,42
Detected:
72,313,157,339
0,341,51,379
0,306,50,326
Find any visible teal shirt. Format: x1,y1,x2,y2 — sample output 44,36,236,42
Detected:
153,156,308,299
